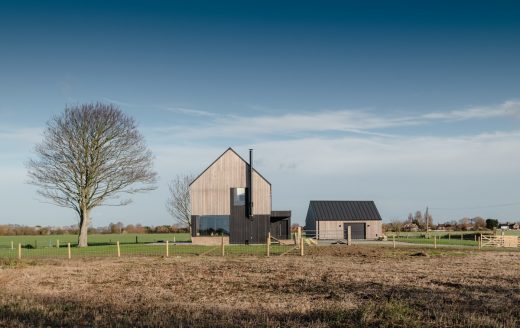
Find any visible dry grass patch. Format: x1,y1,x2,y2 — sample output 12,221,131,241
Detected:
0,246,518,327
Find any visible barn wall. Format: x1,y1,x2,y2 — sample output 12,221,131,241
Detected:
317,220,382,239
190,150,271,216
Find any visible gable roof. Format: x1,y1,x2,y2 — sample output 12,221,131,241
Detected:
189,147,271,187
307,201,382,221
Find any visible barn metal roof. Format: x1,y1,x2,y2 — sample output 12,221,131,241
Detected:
308,201,382,221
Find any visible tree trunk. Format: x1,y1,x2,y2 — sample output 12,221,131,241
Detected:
78,208,90,247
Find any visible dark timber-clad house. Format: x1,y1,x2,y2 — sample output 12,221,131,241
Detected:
305,201,383,240
190,148,291,244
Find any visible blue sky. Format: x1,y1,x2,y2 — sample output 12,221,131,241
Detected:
1,1,520,226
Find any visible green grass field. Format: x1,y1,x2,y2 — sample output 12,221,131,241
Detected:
0,233,191,248
1,230,518,258
391,230,520,247
0,242,297,259
390,230,520,237
396,237,478,247
0,233,301,258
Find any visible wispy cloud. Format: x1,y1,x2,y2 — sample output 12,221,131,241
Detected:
150,100,520,141
101,98,137,108
165,107,219,117
0,126,42,143
422,100,520,121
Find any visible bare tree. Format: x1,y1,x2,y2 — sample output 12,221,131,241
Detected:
472,216,486,230
27,103,157,247
389,219,404,233
166,174,194,230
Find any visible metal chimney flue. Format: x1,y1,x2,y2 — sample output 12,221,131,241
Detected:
248,149,253,218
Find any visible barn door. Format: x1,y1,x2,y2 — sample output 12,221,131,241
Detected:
343,223,366,239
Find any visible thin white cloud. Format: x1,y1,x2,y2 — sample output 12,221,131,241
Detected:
422,100,520,121
165,107,219,117
0,126,42,143
151,100,520,141
101,98,137,108
149,110,410,141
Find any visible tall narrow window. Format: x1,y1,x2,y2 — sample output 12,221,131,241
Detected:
234,187,246,206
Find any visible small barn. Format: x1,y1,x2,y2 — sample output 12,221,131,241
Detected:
190,148,291,244
305,201,383,240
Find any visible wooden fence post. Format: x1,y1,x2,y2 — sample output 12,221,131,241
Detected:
11,241,14,250
166,240,169,257
393,235,396,249
297,226,302,248
434,235,437,249
448,233,451,240
460,233,463,241
57,240,60,249
474,235,477,242
478,235,482,250
221,235,225,257
173,236,176,243
300,234,304,256
266,232,271,257
18,243,21,260
116,241,121,258
347,226,352,246
67,243,71,259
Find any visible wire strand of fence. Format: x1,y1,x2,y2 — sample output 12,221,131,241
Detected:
1,230,519,260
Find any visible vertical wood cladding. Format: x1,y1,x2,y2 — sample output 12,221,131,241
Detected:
190,149,271,216
317,220,382,239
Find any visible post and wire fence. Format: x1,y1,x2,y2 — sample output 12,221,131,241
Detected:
386,230,520,250
1,230,518,260
0,230,307,260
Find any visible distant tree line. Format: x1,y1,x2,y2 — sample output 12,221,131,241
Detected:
0,224,189,236
383,210,517,233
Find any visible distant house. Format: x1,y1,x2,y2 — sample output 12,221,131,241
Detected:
305,201,383,240
189,148,291,245
510,223,520,230
435,224,447,231
403,222,420,232
498,223,510,230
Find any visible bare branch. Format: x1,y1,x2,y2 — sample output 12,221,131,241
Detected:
27,103,157,246
166,174,194,230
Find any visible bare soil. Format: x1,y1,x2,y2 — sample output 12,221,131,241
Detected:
0,246,519,327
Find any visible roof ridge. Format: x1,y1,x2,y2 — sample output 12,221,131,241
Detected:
189,147,271,186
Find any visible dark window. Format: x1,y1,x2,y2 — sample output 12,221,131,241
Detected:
197,216,230,236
